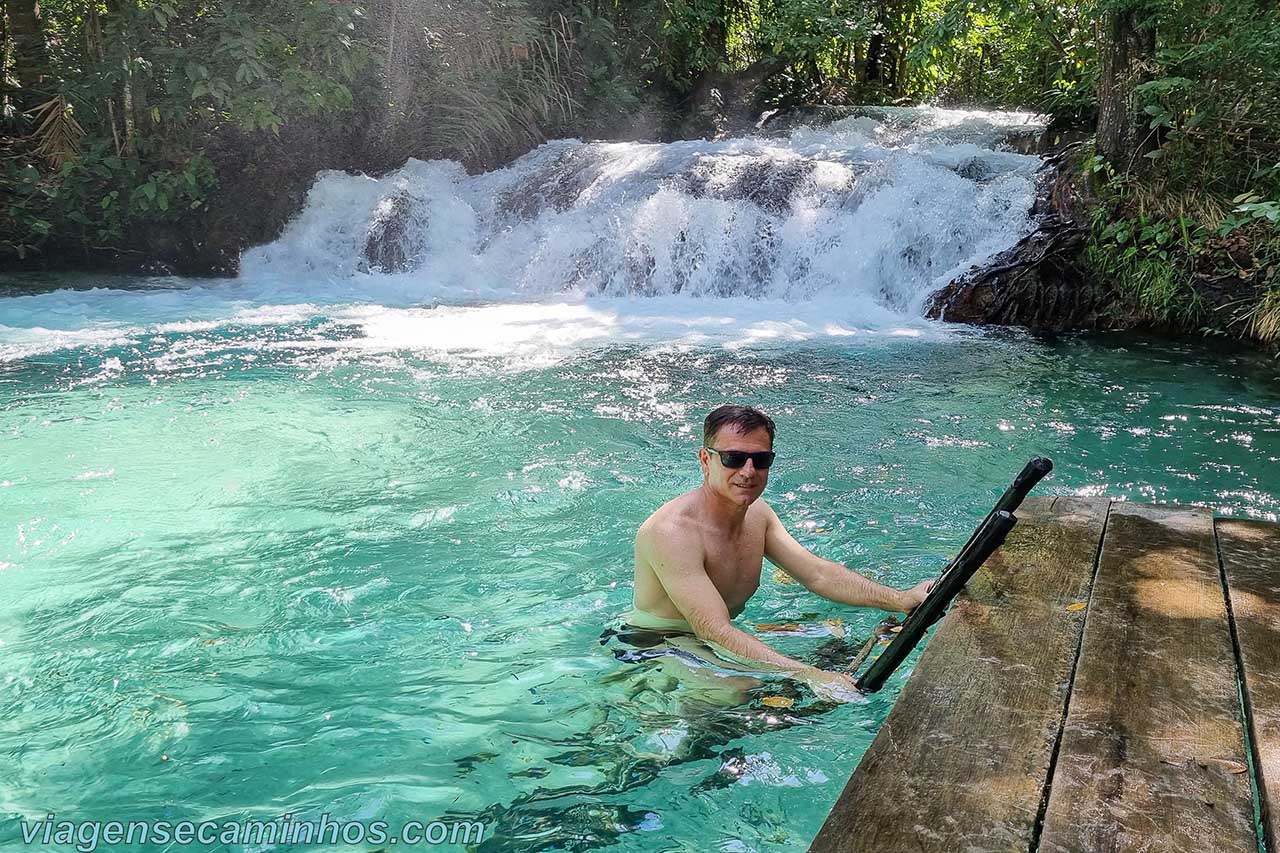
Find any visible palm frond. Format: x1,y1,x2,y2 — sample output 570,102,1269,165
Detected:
27,96,85,170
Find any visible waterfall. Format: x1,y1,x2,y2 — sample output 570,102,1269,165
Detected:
0,107,1046,363
243,107,1044,316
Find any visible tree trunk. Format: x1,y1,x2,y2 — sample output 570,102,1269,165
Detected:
98,0,137,154
679,57,785,139
1096,5,1157,172
5,0,49,107
881,43,897,91
865,34,882,82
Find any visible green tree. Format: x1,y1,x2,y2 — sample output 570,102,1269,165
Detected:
1095,1,1157,171
2,0,370,259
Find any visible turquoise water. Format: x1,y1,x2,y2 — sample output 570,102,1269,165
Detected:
3,305,1279,851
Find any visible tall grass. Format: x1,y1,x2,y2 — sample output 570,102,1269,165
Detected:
370,0,580,167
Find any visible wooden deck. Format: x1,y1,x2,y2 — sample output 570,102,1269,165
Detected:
809,496,1280,853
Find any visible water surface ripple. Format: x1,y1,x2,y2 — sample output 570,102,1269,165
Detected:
2,328,1278,851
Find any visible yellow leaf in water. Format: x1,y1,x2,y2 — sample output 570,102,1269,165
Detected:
821,618,845,639
755,623,805,633
772,568,795,585
1066,602,1087,612
761,696,795,709
889,625,903,633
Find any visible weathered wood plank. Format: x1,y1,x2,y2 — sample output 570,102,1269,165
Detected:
809,496,1109,853
1218,517,1280,853
1037,503,1256,853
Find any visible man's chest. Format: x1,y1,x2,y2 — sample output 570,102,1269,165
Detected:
701,524,767,601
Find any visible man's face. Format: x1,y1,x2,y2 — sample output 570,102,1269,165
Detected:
699,424,772,507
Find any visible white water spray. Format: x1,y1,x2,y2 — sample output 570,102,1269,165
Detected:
246,106,1043,312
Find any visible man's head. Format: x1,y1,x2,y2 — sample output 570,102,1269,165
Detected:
699,405,776,507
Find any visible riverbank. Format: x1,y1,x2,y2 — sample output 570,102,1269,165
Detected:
927,143,1280,351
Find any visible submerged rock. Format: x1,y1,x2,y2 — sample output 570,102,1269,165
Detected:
678,156,819,214
496,145,598,221
361,191,426,274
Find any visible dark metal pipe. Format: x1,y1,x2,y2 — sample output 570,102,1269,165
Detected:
855,510,1018,693
849,457,1054,693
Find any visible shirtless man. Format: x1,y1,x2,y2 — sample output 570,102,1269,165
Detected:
630,404,934,699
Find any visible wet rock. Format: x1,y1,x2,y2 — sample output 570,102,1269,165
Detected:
1002,126,1048,154
954,157,995,182
1039,115,1095,154
725,158,816,214
496,146,597,221
678,156,817,214
758,105,877,134
361,191,425,274
137,259,178,276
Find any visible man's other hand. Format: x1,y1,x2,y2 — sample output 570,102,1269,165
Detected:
897,578,936,614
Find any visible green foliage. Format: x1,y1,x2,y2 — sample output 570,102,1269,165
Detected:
2,0,370,260
390,0,581,165
1119,0,1280,194
576,0,1100,112
908,0,1096,110
3,135,218,258
1229,192,1280,229
573,4,641,111
1084,140,1280,342
659,0,733,88
1084,155,1198,329
1074,0,1280,347
1249,276,1280,344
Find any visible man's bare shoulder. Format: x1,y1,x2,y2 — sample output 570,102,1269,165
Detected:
636,490,703,548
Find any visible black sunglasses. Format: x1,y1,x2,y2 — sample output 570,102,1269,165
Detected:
704,446,776,469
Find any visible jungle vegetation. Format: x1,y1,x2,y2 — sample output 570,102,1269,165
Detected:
1,0,1278,344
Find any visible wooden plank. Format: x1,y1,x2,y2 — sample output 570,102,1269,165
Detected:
1037,503,1256,853
809,496,1109,853
1218,517,1280,853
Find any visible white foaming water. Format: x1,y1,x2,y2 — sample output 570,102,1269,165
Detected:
0,107,1044,363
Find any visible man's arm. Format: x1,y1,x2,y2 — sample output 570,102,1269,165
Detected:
635,522,829,676
761,502,932,612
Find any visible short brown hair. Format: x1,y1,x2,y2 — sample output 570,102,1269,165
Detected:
703,405,776,447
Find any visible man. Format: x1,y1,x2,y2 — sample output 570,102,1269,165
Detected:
630,404,934,700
